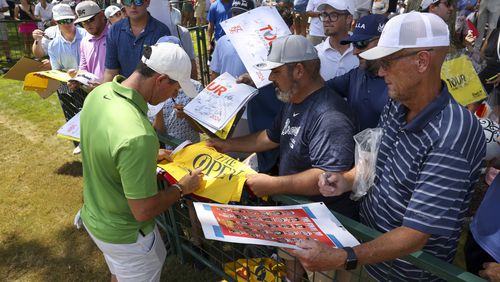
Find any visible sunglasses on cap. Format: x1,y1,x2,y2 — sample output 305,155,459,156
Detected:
353,37,379,50
122,0,144,7
57,19,74,25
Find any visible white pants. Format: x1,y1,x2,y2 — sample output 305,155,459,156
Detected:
85,225,167,282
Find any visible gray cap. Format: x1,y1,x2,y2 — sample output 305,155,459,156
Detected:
254,35,318,71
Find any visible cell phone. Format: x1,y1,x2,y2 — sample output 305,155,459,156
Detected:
486,74,499,82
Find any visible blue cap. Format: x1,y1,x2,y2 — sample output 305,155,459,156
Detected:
340,14,388,45
156,36,182,46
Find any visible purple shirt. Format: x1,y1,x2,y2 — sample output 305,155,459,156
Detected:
79,25,108,82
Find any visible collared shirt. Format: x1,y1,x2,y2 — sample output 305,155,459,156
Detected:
306,0,324,37
80,75,159,244
105,14,171,77
360,85,486,281
210,34,247,76
34,2,52,29
316,38,359,80
79,24,108,82
48,27,87,71
326,67,388,130
207,0,232,41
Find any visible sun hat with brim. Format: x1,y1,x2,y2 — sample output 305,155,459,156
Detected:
74,1,102,23
52,3,76,21
254,35,318,71
359,11,449,60
142,42,198,98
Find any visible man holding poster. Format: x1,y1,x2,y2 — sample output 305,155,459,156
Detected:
207,34,357,281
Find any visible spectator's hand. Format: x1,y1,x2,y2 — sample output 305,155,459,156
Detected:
245,173,275,197
287,239,343,272
486,73,500,87
236,73,256,87
318,171,350,197
157,149,173,162
178,168,204,195
479,262,500,281
32,29,44,41
67,80,81,91
67,69,78,78
40,59,51,70
206,138,228,153
86,81,101,91
174,104,188,119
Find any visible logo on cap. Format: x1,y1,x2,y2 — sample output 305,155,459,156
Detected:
77,9,86,16
377,23,385,32
355,23,366,29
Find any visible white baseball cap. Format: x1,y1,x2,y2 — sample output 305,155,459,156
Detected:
254,35,318,71
52,3,75,21
141,42,198,98
317,0,354,15
74,1,101,24
420,0,440,10
360,12,449,60
104,5,121,19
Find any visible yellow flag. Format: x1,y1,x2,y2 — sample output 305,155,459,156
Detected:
158,141,257,203
441,55,487,106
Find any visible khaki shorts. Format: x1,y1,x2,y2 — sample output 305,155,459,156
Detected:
85,225,167,282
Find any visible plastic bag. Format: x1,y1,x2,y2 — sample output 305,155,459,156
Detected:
351,128,383,201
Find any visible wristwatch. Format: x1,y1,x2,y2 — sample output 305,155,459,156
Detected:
342,246,358,270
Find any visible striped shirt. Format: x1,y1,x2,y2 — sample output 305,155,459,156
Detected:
360,86,486,281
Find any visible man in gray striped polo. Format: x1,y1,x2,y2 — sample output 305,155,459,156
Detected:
289,12,486,281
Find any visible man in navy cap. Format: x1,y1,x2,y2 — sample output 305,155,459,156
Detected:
326,14,389,130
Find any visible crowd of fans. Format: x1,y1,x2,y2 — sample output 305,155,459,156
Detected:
1,0,499,281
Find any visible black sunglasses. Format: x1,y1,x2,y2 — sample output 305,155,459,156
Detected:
81,15,97,25
57,18,74,25
353,37,379,50
319,11,349,22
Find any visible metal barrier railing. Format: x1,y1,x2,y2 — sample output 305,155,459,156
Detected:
155,134,486,282
188,25,210,86
0,20,39,64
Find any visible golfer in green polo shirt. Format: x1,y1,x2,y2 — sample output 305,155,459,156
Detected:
79,42,202,281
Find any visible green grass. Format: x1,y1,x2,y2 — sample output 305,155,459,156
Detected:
0,78,217,281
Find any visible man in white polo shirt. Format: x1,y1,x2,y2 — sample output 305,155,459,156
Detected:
315,0,359,80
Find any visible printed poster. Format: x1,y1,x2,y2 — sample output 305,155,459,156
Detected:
157,141,257,203
221,6,291,88
194,202,360,249
57,111,80,142
441,55,487,106
183,72,257,132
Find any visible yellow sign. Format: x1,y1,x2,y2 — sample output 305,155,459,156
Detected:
157,141,257,203
23,70,72,98
441,55,487,106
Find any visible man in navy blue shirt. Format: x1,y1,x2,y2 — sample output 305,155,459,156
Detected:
208,35,356,216
103,0,170,81
290,12,486,282
326,14,389,130
208,35,357,282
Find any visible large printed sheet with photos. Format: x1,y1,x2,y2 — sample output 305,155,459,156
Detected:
220,6,291,88
194,202,360,250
